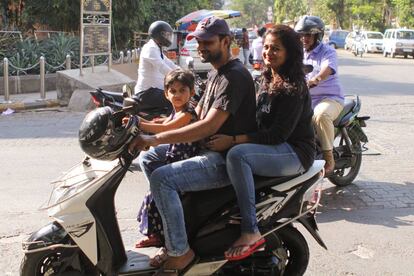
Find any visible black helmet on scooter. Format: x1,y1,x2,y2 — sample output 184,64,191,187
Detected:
294,16,325,42
148,20,174,47
78,107,139,161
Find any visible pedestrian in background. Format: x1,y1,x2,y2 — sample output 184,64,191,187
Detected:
241,27,250,66
251,27,267,64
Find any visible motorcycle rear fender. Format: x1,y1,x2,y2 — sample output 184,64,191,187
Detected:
22,221,74,252
297,214,327,250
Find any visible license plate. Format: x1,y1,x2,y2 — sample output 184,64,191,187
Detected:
403,49,412,52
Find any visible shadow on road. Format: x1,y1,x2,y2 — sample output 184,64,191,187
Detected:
317,179,414,228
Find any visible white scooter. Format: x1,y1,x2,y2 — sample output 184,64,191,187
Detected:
20,106,327,276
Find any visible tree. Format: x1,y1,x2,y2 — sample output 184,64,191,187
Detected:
274,0,307,24
350,0,384,31
19,0,223,49
22,0,79,32
393,0,414,28
227,0,274,28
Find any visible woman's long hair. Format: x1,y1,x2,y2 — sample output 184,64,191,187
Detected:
261,25,307,96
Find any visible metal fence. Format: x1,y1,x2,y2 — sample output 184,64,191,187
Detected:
1,49,140,103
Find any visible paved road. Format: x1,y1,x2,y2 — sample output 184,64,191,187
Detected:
0,50,413,275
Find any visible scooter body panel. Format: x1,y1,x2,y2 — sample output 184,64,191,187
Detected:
45,158,122,265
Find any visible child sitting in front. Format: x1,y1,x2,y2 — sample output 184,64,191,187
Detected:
134,68,199,267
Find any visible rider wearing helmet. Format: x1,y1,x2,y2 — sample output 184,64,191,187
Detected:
295,16,344,174
78,107,139,161
134,21,179,114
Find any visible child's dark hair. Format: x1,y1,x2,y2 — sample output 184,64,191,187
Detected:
164,68,195,91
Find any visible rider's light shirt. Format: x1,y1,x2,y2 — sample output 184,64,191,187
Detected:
304,42,344,108
251,37,264,61
135,39,178,94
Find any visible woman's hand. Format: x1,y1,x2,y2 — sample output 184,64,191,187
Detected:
206,134,233,151
128,134,157,154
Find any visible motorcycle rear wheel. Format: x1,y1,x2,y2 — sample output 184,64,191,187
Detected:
328,127,362,186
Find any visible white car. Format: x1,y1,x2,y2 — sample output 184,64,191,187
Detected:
361,31,384,53
178,38,213,75
383,28,414,58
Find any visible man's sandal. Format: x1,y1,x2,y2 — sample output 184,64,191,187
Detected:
150,247,168,268
153,249,198,276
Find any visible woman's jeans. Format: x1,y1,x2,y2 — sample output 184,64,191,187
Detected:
138,145,230,256
226,143,305,234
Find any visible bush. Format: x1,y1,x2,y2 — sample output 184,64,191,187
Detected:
1,34,80,75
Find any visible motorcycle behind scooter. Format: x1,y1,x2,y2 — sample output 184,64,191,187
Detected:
320,95,370,186
89,57,206,120
20,100,327,275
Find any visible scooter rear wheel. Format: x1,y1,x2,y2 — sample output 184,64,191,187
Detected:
269,226,310,276
216,226,309,276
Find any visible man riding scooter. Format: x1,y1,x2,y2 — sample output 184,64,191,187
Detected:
129,16,257,275
134,20,179,115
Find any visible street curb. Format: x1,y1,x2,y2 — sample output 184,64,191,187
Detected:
0,99,61,112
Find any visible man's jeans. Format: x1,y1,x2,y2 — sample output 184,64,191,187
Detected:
138,145,230,256
226,143,305,233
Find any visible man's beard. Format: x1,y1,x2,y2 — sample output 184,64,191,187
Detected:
200,50,222,63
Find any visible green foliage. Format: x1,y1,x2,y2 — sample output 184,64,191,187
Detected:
350,2,384,31
40,34,80,68
112,0,223,49
274,0,307,24
227,0,274,27
22,0,80,32
7,38,41,74
311,0,412,31
1,34,80,75
393,0,414,28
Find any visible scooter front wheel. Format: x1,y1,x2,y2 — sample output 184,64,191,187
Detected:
20,248,98,276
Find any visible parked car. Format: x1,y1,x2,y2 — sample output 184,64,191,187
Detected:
383,28,414,58
178,38,212,75
344,31,356,51
327,30,349,49
361,31,384,53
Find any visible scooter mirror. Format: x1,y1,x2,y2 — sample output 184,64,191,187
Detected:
186,56,194,70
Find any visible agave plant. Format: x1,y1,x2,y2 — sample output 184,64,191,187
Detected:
0,36,18,59
40,33,80,71
7,38,42,75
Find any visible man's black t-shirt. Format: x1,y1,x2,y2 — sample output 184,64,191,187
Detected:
198,58,257,137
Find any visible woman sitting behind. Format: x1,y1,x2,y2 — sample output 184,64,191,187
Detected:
207,25,315,261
